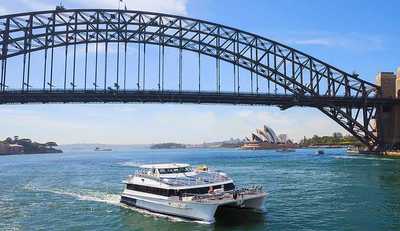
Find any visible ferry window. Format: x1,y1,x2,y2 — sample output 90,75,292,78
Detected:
224,183,235,191
126,184,169,197
158,167,191,174
174,167,190,173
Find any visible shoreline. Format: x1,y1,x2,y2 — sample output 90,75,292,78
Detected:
0,152,62,156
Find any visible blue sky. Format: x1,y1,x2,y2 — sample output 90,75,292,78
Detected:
0,0,399,144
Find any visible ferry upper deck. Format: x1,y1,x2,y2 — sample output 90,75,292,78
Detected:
129,163,233,188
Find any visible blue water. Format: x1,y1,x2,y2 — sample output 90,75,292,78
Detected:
1,148,400,231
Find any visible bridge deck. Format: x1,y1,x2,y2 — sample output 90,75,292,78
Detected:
0,90,398,107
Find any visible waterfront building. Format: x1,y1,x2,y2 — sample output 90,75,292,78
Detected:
0,143,24,154
247,125,281,143
333,132,343,139
278,134,288,143
0,143,7,154
242,125,297,150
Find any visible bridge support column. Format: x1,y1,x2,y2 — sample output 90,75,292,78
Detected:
375,70,400,150
397,67,400,98
395,68,400,148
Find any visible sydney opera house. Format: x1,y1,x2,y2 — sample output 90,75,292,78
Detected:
241,125,298,150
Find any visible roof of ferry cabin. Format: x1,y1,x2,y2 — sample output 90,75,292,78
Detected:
139,163,190,169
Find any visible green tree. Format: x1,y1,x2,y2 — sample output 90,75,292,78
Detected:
45,142,58,148
5,137,13,144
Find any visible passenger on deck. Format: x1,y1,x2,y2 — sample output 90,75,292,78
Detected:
177,190,182,201
208,186,214,194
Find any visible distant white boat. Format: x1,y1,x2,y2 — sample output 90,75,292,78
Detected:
276,148,296,153
94,147,112,152
120,163,266,223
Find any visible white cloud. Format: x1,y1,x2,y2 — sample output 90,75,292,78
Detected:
0,0,54,14
280,31,384,51
290,38,334,46
19,0,54,11
0,6,8,15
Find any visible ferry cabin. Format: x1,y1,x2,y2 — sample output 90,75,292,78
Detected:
123,163,235,198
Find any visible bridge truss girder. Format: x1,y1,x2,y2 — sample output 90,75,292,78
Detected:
0,9,391,150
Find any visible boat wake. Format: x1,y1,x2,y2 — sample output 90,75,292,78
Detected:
118,161,144,168
333,155,395,161
24,184,211,225
43,189,121,205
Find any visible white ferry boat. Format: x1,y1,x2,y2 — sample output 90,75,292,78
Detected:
120,163,266,223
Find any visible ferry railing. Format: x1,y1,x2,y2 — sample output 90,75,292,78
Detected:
181,185,264,202
133,173,162,182
131,170,231,186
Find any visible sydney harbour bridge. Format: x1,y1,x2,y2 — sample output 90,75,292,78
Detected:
0,9,399,151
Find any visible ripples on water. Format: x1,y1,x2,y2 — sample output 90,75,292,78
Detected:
0,148,400,231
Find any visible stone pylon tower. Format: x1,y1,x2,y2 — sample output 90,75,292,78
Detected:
375,68,400,150
397,67,400,97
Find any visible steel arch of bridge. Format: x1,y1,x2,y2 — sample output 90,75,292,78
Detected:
0,9,395,150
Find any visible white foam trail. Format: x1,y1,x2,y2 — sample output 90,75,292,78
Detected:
0,225,22,231
118,161,143,167
23,184,121,205
24,185,211,225
333,155,395,161
45,189,121,205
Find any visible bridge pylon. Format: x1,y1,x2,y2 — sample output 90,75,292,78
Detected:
375,68,400,150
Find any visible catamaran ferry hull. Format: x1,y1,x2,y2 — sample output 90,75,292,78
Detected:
120,191,266,223
221,193,266,210
120,194,219,222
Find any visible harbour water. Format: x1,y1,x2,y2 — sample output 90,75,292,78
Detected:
1,148,400,231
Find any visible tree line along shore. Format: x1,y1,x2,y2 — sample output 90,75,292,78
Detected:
299,133,363,147
150,133,363,150
0,136,62,155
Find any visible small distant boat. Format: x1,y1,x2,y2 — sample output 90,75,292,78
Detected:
276,148,295,153
315,150,325,155
94,147,112,152
347,146,360,154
